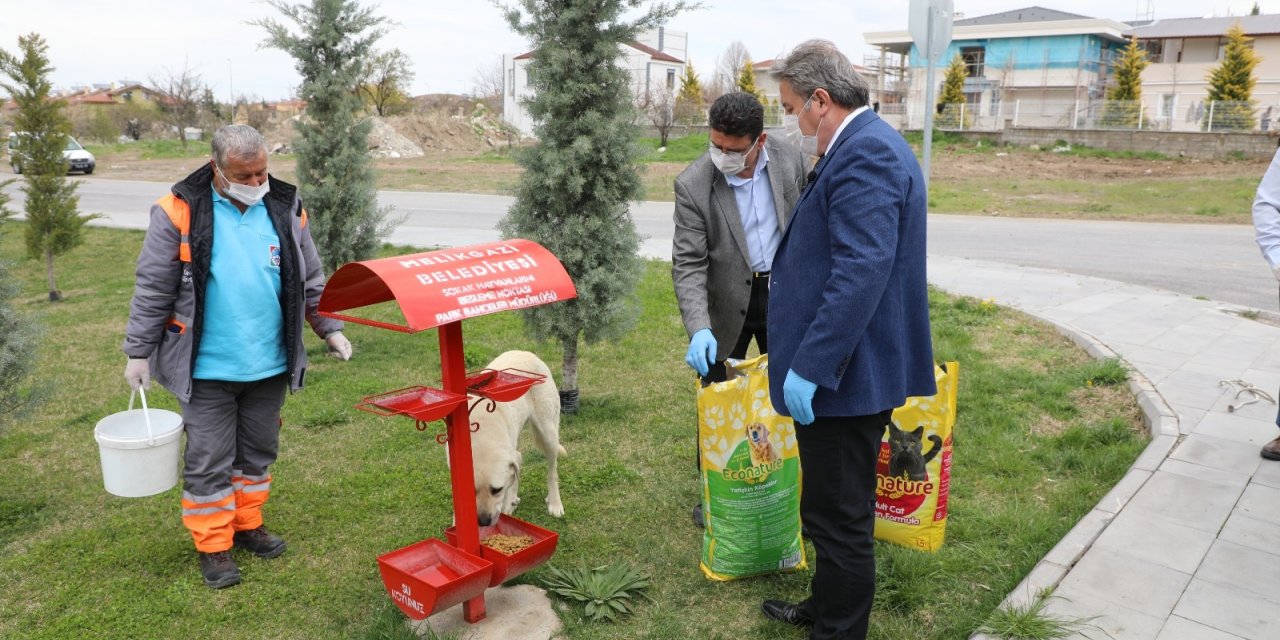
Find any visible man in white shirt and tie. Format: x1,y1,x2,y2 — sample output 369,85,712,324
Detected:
1251,147,1280,461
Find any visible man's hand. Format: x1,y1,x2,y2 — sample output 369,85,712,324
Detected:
684,328,716,377
124,358,151,390
326,331,353,361
783,369,817,425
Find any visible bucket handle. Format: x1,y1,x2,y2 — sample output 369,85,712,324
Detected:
127,387,157,446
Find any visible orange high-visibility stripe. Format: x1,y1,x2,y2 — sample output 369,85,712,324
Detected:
231,473,271,531
182,492,236,552
155,193,191,263
158,196,302,256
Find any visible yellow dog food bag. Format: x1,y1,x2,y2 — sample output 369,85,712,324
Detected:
697,354,807,581
874,361,959,552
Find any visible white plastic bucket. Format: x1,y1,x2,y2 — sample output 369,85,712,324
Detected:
94,388,184,497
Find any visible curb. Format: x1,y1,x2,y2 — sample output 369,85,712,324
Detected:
968,315,1181,639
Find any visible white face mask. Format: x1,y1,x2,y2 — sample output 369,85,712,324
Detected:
709,137,758,176
785,95,823,158
216,163,270,206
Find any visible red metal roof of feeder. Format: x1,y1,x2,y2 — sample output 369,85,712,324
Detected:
318,239,577,333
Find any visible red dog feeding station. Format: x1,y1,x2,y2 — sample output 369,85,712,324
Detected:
318,239,577,624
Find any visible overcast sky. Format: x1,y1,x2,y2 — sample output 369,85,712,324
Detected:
0,1,1266,101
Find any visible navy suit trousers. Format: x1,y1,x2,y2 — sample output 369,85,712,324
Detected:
796,411,892,640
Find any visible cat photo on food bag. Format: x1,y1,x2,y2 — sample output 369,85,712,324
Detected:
887,424,942,482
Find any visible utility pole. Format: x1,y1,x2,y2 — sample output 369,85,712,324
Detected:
227,59,234,124
909,0,954,187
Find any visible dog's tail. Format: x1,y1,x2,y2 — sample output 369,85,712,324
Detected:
556,444,567,457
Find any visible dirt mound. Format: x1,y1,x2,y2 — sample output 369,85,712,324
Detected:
367,116,425,159
251,94,525,158
927,144,1246,183
385,100,525,155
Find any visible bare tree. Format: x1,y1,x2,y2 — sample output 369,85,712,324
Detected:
637,87,676,146
714,41,751,97
357,48,415,116
235,95,273,132
150,63,205,149
471,58,506,113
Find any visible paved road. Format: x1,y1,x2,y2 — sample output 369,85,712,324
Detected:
5,177,1276,311
928,215,1275,311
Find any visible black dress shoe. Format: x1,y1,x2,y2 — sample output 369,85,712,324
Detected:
761,599,813,627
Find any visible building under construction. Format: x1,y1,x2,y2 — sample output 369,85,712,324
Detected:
864,7,1131,131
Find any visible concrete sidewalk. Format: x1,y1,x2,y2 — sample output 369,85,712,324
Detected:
932,256,1280,640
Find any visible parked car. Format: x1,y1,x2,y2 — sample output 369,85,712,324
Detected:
7,133,96,175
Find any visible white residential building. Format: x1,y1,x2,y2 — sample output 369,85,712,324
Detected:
502,27,687,136
1131,13,1280,132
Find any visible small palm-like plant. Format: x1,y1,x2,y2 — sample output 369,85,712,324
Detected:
541,563,652,622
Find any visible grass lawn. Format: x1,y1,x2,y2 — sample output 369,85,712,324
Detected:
0,226,1145,639
82,138,219,161
926,174,1262,220
638,131,709,164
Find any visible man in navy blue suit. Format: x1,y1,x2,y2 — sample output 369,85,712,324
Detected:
760,40,937,640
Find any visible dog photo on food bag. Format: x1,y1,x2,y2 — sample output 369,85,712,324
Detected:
453,350,566,526
746,422,779,466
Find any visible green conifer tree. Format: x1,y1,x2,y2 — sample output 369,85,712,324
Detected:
1204,24,1261,131
499,0,688,412
936,53,968,129
0,33,98,302
256,0,396,273
0,179,13,227
1100,37,1148,128
0,256,42,429
675,62,704,126
736,57,766,104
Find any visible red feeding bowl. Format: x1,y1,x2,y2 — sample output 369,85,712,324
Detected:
376,538,493,620
356,386,468,423
464,368,546,403
445,514,559,587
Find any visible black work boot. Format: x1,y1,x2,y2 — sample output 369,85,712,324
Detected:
199,551,241,589
233,525,287,559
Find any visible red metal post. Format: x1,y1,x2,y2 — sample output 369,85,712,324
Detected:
438,321,486,622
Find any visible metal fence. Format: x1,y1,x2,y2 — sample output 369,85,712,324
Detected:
884,99,1267,133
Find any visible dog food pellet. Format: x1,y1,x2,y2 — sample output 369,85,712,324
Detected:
481,534,535,555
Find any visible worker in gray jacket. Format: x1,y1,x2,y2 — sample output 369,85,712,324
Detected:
122,124,351,589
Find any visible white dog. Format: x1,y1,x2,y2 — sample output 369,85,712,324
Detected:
462,350,565,526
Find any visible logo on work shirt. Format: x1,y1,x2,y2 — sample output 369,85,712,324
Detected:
269,245,281,267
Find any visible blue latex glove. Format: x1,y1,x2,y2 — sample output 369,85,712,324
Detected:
783,369,818,425
685,328,717,377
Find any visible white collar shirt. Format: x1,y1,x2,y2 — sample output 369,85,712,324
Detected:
723,143,780,272
821,105,870,156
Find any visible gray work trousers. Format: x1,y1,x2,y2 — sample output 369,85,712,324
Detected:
178,373,287,551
